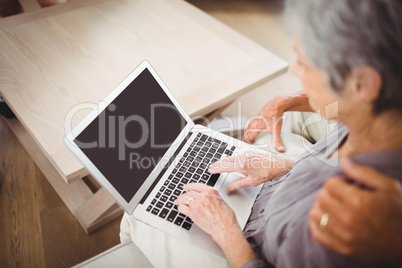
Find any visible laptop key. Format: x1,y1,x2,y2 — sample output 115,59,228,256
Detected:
200,134,207,141
165,202,174,209
173,189,181,196
207,173,220,187
151,208,160,215
164,189,172,196
159,208,169,219
160,195,168,202
168,184,175,190
156,201,164,209
167,210,178,222
146,205,152,212
189,167,196,173
182,222,192,230
174,217,184,226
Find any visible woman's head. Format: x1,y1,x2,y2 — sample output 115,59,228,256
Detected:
286,0,402,116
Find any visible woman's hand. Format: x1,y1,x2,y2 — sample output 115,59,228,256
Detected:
309,159,402,265
175,183,258,268
242,90,312,152
208,151,294,193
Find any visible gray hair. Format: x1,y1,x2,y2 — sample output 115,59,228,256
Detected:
285,0,402,114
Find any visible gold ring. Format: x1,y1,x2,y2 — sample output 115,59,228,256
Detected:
186,197,194,205
320,213,329,230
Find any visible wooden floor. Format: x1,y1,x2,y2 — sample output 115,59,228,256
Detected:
0,116,122,267
0,0,292,267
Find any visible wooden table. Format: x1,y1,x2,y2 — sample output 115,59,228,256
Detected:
0,0,287,233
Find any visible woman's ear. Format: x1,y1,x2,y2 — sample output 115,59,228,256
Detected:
350,66,382,104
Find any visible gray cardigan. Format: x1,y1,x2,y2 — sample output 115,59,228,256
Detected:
243,124,402,268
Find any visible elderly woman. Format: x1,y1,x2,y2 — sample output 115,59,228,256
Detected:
173,0,402,267
120,0,402,267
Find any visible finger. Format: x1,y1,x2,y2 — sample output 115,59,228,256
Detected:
183,183,217,194
242,127,263,144
271,118,285,152
341,158,399,191
177,203,193,218
311,193,353,243
242,118,267,144
324,176,361,203
208,156,243,174
309,214,352,257
314,188,345,221
227,176,260,193
175,192,194,206
209,155,236,168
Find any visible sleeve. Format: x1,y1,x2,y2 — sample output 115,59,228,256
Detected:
274,213,378,268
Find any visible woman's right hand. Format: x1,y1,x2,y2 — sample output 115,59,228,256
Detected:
242,90,312,152
208,151,294,193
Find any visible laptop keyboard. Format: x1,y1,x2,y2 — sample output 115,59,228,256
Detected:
146,133,236,231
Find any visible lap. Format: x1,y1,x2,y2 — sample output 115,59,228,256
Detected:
120,212,231,268
119,112,335,267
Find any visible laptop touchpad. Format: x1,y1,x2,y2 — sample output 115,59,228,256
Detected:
218,173,256,219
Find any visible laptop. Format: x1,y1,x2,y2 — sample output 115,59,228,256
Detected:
65,60,268,258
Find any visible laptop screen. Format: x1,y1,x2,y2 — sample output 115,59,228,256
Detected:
74,68,187,202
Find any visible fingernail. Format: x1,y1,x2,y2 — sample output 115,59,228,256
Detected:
228,186,234,193
277,145,285,151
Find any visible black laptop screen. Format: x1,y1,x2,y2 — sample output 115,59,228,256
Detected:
74,68,187,202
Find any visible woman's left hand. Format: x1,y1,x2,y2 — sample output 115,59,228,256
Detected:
175,183,240,243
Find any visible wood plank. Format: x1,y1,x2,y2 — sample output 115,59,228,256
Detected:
0,116,122,267
0,0,287,182
0,117,45,267
40,206,121,267
52,148,88,183
4,118,94,213
75,188,123,234
4,117,123,233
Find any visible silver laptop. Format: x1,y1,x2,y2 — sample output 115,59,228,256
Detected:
64,61,267,258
